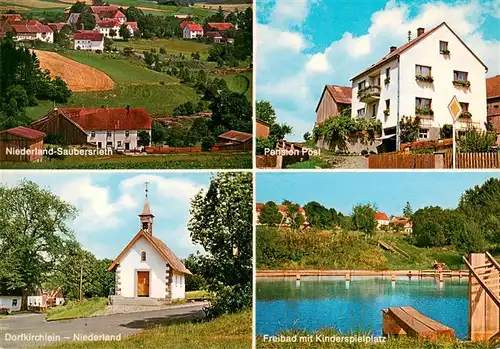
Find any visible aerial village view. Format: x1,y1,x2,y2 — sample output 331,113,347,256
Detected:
0,0,253,169
255,0,500,169
0,171,252,348
256,172,500,348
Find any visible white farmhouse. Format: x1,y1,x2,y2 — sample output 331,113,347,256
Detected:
183,22,203,39
73,31,104,51
351,22,488,146
0,295,22,312
8,20,53,43
108,198,191,301
95,19,122,39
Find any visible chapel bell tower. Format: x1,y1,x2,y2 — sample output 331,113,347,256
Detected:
139,182,154,234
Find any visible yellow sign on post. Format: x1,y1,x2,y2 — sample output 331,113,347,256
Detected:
448,96,463,121
447,95,462,169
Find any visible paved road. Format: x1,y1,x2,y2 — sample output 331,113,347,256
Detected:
0,303,206,348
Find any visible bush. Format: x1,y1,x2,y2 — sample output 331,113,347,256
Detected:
440,124,453,139
201,136,215,151
457,129,496,153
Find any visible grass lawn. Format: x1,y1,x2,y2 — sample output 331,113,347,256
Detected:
1,152,252,169
223,71,252,101
257,329,490,348
42,310,251,349
61,51,176,84
114,39,213,58
186,290,212,301
46,298,108,321
286,157,330,169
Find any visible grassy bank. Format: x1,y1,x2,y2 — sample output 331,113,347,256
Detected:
114,39,213,57
223,71,252,100
256,227,466,270
0,152,252,169
42,310,251,349
257,329,490,348
186,290,212,301
46,298,108,321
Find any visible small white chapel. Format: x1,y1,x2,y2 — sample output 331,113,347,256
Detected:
108,186,191,301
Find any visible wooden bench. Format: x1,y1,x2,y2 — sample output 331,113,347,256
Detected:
382,306,455,341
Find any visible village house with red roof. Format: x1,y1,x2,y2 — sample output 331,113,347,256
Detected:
0,19,53,43
351,22,488,147
486,75,500,145
375,212,390,227
183,22,203,39
72,30,104,51
108,196,190,301
31,107,152,151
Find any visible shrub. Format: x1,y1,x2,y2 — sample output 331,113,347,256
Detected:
351,203,377,236
201,136,215,151
457,129,496,153
440,124,453,139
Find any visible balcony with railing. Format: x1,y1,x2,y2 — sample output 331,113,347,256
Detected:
357,85,381,103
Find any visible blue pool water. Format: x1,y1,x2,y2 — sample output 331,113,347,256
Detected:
256,277,468,339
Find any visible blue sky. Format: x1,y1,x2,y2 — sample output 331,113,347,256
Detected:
0,171,214,260
256,0,500,141
257,172,499,216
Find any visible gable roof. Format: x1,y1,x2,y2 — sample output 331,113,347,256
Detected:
125,22,138,31
48,22,68,32
0,126,45,140
57,107,152,131
206,22,235,31
107,230,191,274
205,31,222,38
186,23,203,32
10,20,52,34
375,212,390,221
315,85,352,112
180,20,196,29
351,22,488,81
96,19,121,28
487,75,500,99
218,130,252,143
73,30,104,41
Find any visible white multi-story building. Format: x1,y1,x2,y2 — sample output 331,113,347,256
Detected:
73,31,104,51
95,19,122,39
182,23,203,39
351,22,488,144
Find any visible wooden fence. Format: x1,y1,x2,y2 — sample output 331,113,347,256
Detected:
369,152,500,169
443,152,500,169
368,152,435,169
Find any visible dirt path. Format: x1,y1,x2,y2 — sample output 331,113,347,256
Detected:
34,50,114,92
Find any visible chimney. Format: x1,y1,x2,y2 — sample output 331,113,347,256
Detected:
390,46,397,53
417,27,425,37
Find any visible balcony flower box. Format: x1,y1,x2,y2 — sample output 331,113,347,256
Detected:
384,77,390,84
415,107,434,116
383,109,390,117
460,111,472,118
415,75,434,83
453,79,471,87
440,49,450,55
357,85,381,99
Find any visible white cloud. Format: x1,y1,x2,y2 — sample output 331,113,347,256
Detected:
271,0,319,26
257,24,307,53
305,53,330,73
258,0,500,141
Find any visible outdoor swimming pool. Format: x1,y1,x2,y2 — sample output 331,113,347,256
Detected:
256,277,468,339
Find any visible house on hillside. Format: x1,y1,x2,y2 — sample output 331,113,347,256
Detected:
124,21,139,36
183,23,203,39
90,6,126,24
73,31,104,51
3,20,53,43
391,216,413,233
108,196,191,301
487,75,500,145
375,212,390,227
351,22,488,146
0,126,45,163
95,19,122,39
205,31,223,43
32,107,152,151
205,22,235,33
217,130,253,150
